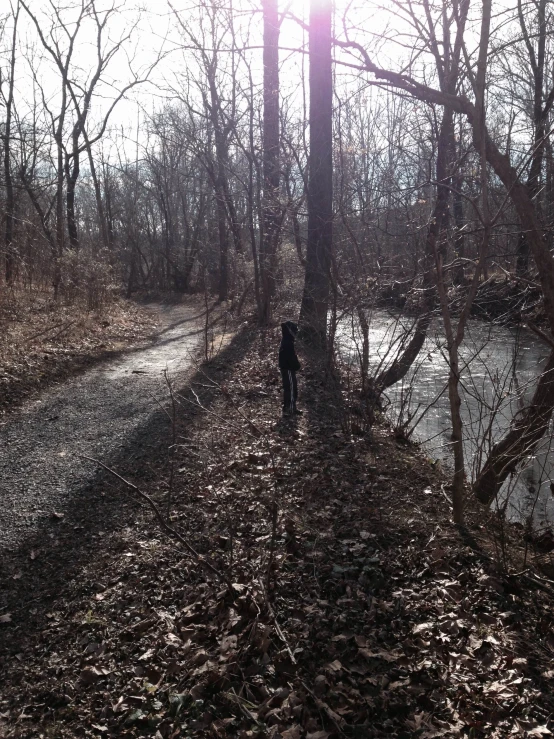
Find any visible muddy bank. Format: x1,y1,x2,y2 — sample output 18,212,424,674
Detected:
377,275,544,325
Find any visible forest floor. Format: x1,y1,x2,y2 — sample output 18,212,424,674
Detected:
0,288,158,415
1,312,554,738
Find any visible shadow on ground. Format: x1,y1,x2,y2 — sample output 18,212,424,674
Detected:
0,324,256,661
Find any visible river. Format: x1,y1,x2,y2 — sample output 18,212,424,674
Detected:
336,311,554,525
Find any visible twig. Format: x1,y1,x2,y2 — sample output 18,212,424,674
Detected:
25,319,77,343
300,679,346,735
163,369,177,520
517,570,554,597
203,277,211,361
526,321,554,350
80,455,231,587
147,390,173,423
176,390,258,438
257,578,297,665
193,367,264,436
496,263,540,289
266,500,278,594
47,320,78,342
440,483,453,505
222,689,258,721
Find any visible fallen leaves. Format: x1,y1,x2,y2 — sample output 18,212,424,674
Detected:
79,666,110,685
0,291,157,415
1,322,554,738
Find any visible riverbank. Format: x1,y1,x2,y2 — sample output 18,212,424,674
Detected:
378,274,544,325
1,319,554,738
0,288,158,416
335,299,554,530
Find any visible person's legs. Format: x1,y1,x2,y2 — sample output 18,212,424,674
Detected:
291,372,303,414
281,368,292,414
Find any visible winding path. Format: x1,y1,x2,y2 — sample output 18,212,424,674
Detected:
0,302,204,559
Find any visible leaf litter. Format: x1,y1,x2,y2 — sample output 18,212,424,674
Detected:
0,290,156,416
0,321,554,737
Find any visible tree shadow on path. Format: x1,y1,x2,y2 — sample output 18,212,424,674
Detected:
0,324,256,662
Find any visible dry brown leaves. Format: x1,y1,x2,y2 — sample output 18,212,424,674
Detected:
1,322,554,738
0,289,156,414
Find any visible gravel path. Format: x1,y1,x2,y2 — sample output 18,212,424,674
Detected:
0,302,204,563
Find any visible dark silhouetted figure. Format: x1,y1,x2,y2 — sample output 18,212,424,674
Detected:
279,321,302,415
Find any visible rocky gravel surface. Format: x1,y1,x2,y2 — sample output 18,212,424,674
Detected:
0,302,204,604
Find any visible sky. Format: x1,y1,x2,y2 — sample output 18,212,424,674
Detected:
3,0,521,166
4,0,314,160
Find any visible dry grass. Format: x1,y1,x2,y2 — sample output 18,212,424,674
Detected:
0,285,157,414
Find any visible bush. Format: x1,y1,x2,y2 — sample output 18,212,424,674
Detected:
60,249,116,310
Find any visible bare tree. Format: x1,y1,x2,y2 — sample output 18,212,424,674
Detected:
300,0,333,347
1,0,19,284
259,0,280,323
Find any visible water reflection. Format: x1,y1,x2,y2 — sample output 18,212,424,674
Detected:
336,311,554,524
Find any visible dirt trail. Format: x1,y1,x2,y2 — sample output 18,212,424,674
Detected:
0,302,204,560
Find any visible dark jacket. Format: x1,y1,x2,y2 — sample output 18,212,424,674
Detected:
279,321,301,371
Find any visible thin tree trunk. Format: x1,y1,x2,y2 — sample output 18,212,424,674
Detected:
54,131,65,297
516,0,547,275
84,132,109,250
3,2,19,285
375,313,432,391
452,161,466,285
260,0,280,324
216,164,229,302
65,148,80,249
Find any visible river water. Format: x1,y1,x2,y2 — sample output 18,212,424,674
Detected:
336,311,554,524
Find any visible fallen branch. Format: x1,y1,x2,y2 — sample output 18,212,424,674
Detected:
195,368,265,437
80,455,231,588
257,578,297,665
176,388,259,439
222,689,258,722
25,319,77,343
526,321,554,351
300,679,346,735
440,483,453,506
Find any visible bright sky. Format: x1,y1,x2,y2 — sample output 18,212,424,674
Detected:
5,1,310,158
3,0,516,164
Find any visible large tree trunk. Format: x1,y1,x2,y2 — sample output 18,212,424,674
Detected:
300,0,333,347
